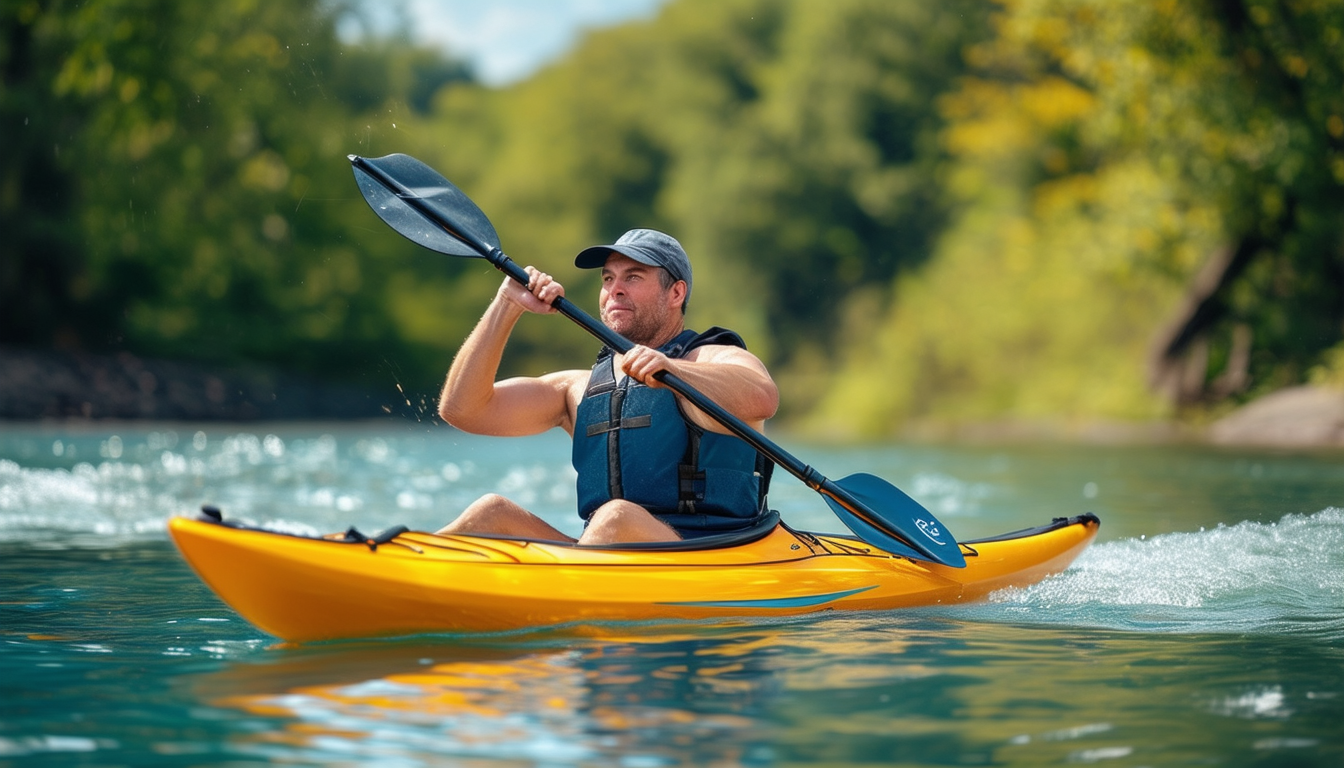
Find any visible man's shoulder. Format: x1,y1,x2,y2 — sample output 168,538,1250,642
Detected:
684,344,769,372
687,326,747,351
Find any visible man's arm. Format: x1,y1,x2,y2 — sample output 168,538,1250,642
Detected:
438,269,584,437
618,344,779,434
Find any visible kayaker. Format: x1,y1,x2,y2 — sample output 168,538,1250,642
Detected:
436,228,780,545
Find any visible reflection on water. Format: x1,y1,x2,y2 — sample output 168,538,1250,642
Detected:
3,423,1343,766
185,615,1344,766
210,638,772,764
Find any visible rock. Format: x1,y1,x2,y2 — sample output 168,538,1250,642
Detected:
1208,385,1344,448
0,345,415,421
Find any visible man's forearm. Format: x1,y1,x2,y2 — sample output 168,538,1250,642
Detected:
666,359,779,427
438,294,526,428
620,345,779,431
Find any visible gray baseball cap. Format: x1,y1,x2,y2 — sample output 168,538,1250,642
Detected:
574,229,692,303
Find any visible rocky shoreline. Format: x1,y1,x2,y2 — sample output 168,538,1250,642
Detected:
1206,385,1344,449
0,345,418,422
3,346,1340,448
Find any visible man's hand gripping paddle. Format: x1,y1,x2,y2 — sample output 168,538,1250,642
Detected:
349,153,966,567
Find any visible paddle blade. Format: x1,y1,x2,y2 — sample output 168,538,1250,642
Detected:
350,154,500,257
825,473,966,568
821,496,926,560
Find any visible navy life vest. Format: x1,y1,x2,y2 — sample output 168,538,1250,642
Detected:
572,327,773,536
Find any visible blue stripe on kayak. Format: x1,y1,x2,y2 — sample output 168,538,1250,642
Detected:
660,585,878,609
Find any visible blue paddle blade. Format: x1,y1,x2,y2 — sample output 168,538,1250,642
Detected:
822,497,926,560
825,473,966,568
348,151,963,565
350,154,500,257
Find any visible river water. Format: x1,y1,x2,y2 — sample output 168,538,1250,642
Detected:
2,421,1341,766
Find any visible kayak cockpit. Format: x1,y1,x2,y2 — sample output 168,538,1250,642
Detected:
194,505,785,553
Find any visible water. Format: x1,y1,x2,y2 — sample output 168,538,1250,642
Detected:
2,422,1342,766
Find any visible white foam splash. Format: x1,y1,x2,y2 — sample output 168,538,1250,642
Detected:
982,508,1344,636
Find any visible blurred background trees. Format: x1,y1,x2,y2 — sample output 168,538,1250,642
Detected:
4,0,1342,432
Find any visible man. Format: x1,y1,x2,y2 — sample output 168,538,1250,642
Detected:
437,228,779,545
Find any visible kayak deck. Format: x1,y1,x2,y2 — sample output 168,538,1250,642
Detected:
169,513,1099,642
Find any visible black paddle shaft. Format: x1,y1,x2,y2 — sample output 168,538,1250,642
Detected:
350,157,831,488
349,153,964,566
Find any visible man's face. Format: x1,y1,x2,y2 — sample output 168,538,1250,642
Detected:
598,253,685,346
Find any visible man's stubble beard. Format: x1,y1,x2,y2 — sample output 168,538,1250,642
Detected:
602,300,679,347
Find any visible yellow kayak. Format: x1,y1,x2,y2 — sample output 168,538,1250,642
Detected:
169,510,1099,642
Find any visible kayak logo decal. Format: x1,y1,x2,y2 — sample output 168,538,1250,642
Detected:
662,585,878,609
916,518,947,546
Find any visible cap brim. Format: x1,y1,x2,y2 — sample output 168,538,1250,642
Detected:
574,245,664,270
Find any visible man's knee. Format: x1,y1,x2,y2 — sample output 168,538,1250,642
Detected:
587,499,642,523
581,502,679,545
467,493,517,515
439,494,572,541
439,493,523,533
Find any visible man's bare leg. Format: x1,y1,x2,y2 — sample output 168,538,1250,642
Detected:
436,493,575,540
578,500,681,546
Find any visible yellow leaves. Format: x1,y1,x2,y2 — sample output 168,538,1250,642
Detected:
943,81,1033,158
942,76,1093,162
1024,14,1073,60
813,126,1216,435
999,216,1036,274
1022,77,1095,126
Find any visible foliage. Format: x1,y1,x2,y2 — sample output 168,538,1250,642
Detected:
1,0,469,389
813,0,1344,435
414,0,993,393
4,0,1342,430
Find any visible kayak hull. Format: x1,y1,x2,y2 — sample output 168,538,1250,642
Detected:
168,514,1099,642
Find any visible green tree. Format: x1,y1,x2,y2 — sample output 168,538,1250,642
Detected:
815,0,1344,436
672,0,992,377
1,0,471,392
410,0,992,403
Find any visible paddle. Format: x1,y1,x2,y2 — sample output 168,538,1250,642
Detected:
350,153,966,567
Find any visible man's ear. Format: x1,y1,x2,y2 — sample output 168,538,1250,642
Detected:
668,280,688,311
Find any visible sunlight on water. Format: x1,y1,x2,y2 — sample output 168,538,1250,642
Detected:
0,426,584,542
4,426,1343,644
3,424,1343,766
0,425,1028,546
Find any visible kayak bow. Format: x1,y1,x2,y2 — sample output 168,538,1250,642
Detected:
169,511,1099,642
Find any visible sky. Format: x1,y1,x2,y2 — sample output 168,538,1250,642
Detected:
345,0,669,87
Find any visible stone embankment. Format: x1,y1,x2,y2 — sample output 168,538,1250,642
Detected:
3,346,1341,448
1207,385,1344,449
0,346,409,421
